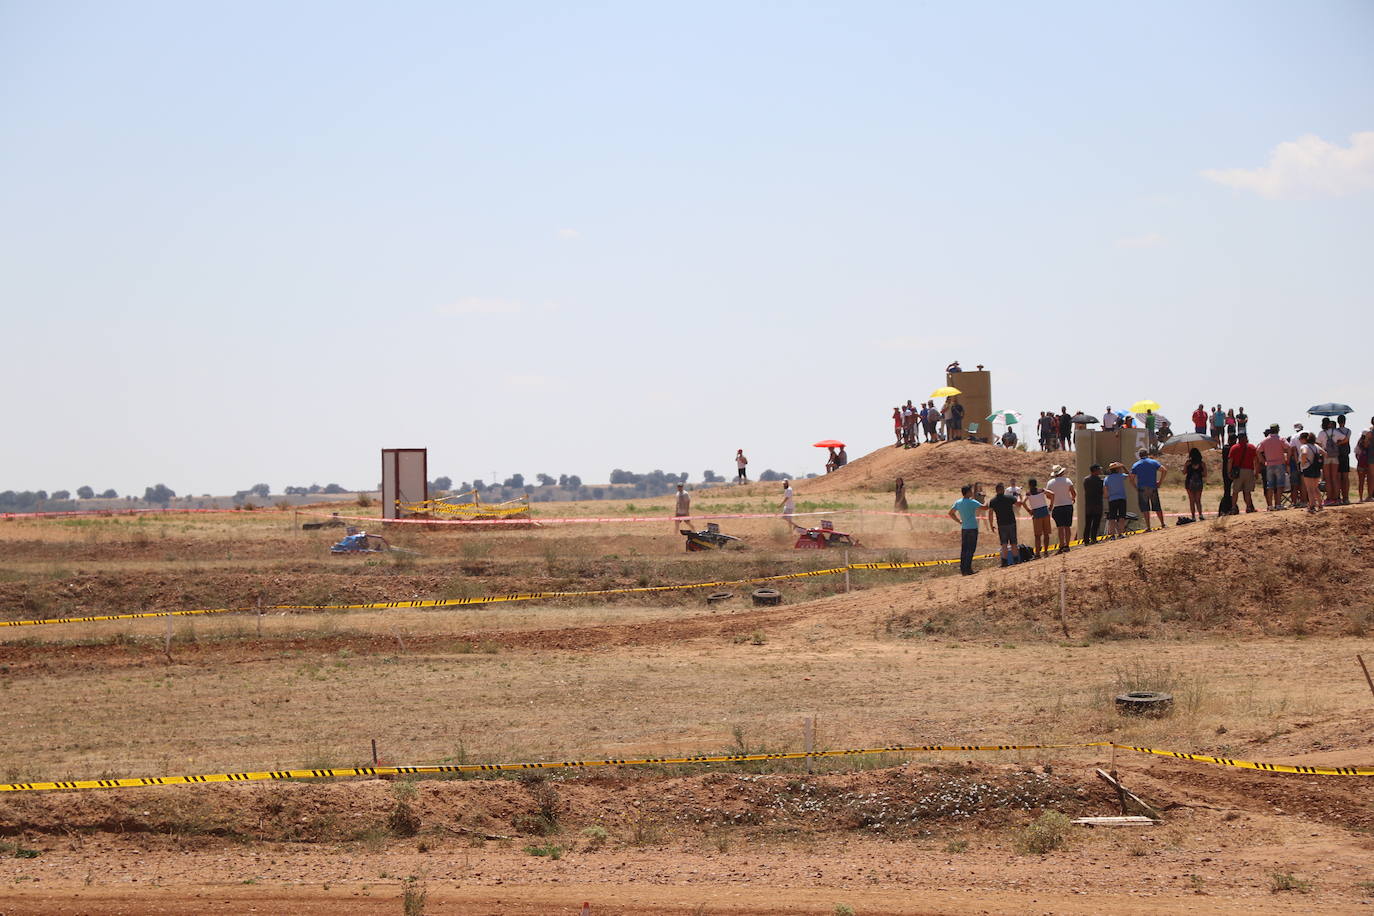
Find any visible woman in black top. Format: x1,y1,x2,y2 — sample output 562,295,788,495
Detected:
1184,447,1207,520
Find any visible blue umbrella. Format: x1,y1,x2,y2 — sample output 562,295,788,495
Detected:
1307,403,1353,417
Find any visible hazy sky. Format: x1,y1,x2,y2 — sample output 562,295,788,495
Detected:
3,1,1371,496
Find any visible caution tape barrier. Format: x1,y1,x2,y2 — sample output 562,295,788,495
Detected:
0,527,1154,629
3,741,1367,793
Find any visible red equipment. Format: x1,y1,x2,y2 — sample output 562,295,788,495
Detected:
793,519,858,549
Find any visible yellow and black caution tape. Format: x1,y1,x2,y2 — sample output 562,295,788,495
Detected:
3,741,1368,793
0,528,1143,630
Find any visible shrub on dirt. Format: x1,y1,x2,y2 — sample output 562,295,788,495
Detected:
1014,811,1071,855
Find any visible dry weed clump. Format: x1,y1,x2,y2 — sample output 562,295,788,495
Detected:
1014,810,1071,854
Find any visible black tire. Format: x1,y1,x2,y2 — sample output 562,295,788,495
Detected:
1115,691,1174,716
751,587,782,607
706,591,734,605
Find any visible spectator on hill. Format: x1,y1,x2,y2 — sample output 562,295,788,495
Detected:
949,400,964,440
1316,418,1342,506
922,402,938,442
1104,462,1130,539
1297,432,1324,513
1058,408,1073,451
1227,433,1258,513
1357,419,1373,502
836,446,848,468
1156,418,1173,444
1129,448,1166,532
1184,446,1207,520
1288,424,1307,508
825,447,839,474
946,360,962,373
1102,406,1120,430
673,483,691,531
1143,409,1158,447
1045,464,1076,554
892,407,903,448
1082,464,1104,545
1210,405,1226,444
986,482,1021,565
947,484,983,575
894,476,908,513
904,401,918,447
1006,477,1023,501
1192,404,1208,435
780,480,795,523
1022,478,1052,558
1001,427,1018,448
1236,407,1249,439
1335,415,1353,504
1224,408,1236,445
735,449,749,483
1256,426,1291,511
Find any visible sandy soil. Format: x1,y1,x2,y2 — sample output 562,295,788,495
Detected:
1,447,1372,914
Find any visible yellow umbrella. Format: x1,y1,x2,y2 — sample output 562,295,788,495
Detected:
931,386,962,398
1131,399,1161,413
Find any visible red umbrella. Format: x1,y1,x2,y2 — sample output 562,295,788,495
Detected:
813,440,846,448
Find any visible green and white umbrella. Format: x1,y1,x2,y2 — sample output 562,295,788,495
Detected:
985,409,1021,425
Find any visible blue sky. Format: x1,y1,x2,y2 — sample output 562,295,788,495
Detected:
3,1,1371,495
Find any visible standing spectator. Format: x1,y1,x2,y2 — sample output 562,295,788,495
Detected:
673,483,691,531
1058,407,1073,451
1287,424,1307,508
1129,448,1167,532
892,407,904,448
1335,415,1353,504
735,449,749,483
986,482,1021,565
948,399,964,440
1210,405,1226,444
1081,464,1104,545
946,360,962,373
1256,426,1291,510
1006,477,1023,502
1227,433,1259,513
1143,409,1158,448
1023,478,1052,558
1102,406,1120,430
905,401,920,447
947,484,983,575
1192,404,1208,435
1316,418,1341,505
1236,407,1249,439
1297,432,1324,513
1224,408,1236,445
1104,461,1130,539
1357,419,1373,502
1041,412,1059,451
1183,447,1208,520
1044,464,1076,553
779,480,795,524
894,477,908,513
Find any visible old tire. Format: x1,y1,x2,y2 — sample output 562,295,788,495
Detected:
751,587,782,607
706,591,734,605
1115,691,1174,717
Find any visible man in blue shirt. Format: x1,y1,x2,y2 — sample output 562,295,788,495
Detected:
1103,461,1129,539
947,484,984,576
1129,449,1167,532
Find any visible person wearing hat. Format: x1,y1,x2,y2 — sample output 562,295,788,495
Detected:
1228,433,1259,513
1130,448,1167,531
1104,462,1130,539
1044,464,1077,553
1256,426,1291,510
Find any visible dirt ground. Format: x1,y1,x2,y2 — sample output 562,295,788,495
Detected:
1,450,1372,914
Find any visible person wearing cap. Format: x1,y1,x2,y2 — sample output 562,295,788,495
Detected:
1227,432,1259,513
1104,462,1130,539
1102,406,1119,431
1081,464,1105,545
1256,426,1291,510
1129,448,1167,532
1044,464,1076,554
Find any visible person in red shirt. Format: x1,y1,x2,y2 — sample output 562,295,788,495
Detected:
1192,404,1208,434
1255,425,1292,510
1228,433,1259,513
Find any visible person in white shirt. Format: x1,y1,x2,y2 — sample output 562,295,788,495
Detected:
780,481,795,524
735,449,749,483
1316,419,1343,506
1102,407,1120,430
673,483,691,531
1044,465,1077,554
